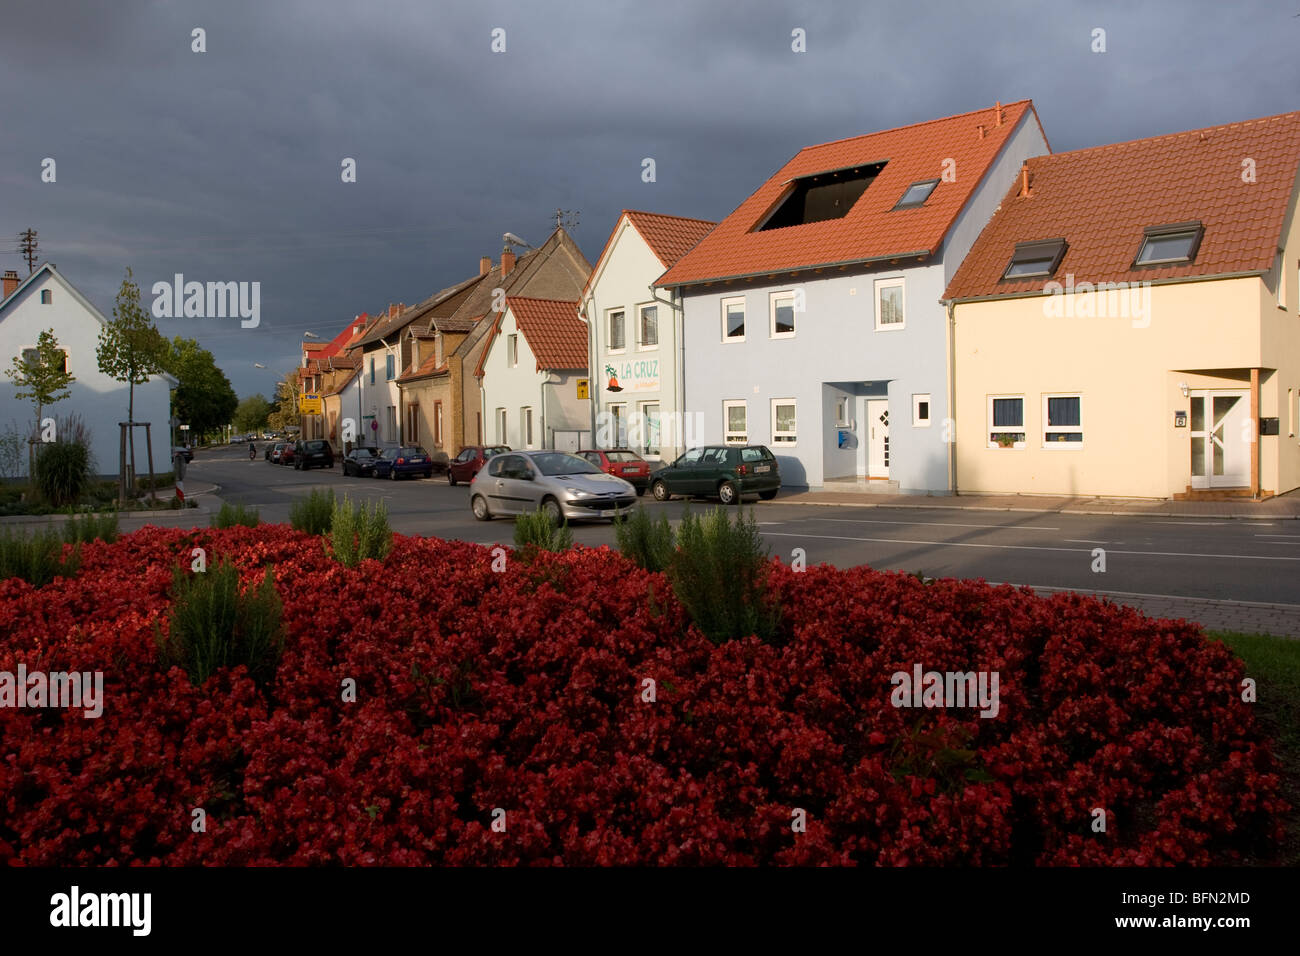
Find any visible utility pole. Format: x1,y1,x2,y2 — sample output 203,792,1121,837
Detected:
18,229,38,274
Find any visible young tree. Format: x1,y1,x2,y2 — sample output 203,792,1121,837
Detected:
97,268,167,488
6,328,76,474
266,370,302,432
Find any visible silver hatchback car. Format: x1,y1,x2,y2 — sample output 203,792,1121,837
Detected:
470,450,637,523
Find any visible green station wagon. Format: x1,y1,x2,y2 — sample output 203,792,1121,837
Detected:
650,445,780,504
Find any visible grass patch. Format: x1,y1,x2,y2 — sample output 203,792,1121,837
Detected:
210,501,260,529
1209,630,1300,866
290,488,334,535
62,510,119,544
0,526,81,586
513,508,573,556
329,494,392,568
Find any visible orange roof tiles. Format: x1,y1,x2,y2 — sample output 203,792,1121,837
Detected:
509,297,587,371
583,210,717,300
945,109,1300,300
658,101,1041,287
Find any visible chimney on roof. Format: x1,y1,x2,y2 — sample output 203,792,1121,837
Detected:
995,101,1003,126
977,124,985,140
2,270,18,300
480,256,492,277
1019,161,1032,198
388,303,404,319
501,247,516,277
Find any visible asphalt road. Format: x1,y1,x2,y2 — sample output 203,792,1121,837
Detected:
196,445,1300,610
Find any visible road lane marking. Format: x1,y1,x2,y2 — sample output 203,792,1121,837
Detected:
989,582,1300,610
1163,521,1226,526
808,517,1060,531
1062,538,1109,544
1257,534,1300,539
760,531,1300,561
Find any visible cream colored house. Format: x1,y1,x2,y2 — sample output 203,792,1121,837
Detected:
944,110,1300,499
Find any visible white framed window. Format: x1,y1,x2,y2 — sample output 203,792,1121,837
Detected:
874,278,905,330
912,394,931,427
386,405,397,442
721,296,745,343
40,290,52,305
769,291,796,339
521,407,534,448
771,399,797,446
1042,393,1083,447
608,309,626,352
637,304,658,349
987,395,1025,448
639,402,660,456
507,333,518,367
496,407,507,444
723,400,747,445
607,403,627,446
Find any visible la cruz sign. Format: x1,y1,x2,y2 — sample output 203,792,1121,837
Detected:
605,358,660,393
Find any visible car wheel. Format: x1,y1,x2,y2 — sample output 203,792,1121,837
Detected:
423,471,432,479
759,489,778,501
390,467,398,480
652,480,670,502
448,473,457,486
635,485,646,497
718,481,739,505
471,495,492,521
541,497,565,525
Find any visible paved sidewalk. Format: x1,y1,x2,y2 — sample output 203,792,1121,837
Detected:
782,489,1300,519
0,481,220,530
1001,584,1300,640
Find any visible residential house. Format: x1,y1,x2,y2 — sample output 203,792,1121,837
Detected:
353,302,409,448
943,109,1300,499
581,210,716,463
476,297,589,451
656,101,1050,492
299,316,369,444
400,227,591,455
0,264,176,478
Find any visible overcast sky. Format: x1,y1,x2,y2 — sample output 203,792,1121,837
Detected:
2,0,1296,400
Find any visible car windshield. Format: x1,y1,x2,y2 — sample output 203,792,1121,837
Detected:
351,450,373,459
531,453,601,476
485,446,509,458
399,447,426,456
606,451,641,462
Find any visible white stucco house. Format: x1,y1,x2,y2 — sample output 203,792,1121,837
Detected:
656,101,1051,493
0,264,176,479
476,296,590,452
580,210,716,463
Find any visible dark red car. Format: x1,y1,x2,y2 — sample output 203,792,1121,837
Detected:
447,445,510,485
577,448,651,495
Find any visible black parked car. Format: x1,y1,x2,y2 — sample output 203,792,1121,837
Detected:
293,439,334,470
342,446,381,477
650,445,780,504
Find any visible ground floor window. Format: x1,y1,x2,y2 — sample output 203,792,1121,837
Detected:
521,407,534,448
607,403,627,447
386,405,397,443
771,399,797,445
724,400,747,444
638,403,660,456
433,401,443,448
912,394,931,427
496,408,506,444
1043,394,1083,445
406,404,420,445
988,395,1025,447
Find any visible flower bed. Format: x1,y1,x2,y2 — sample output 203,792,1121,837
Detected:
0,526,1285,865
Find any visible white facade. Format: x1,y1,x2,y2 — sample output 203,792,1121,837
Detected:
359,341,403,447
0,265,175,478
479,305,590,451
675,115,1049,493
582,217,688,462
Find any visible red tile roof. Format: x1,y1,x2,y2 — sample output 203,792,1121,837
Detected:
945,109,1300,300
477,297,586,376
583,210,717,300
657,101,1042,287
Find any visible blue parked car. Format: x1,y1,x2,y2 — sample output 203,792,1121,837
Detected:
372,446,434,480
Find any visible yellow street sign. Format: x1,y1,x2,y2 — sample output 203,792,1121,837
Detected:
576,378,589,400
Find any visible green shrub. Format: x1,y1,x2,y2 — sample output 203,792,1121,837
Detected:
62,510,119,544
329,494,392,568
155,561,284,688
33,440,90,508
613,505,675,572
134,471,176,493
0,526,81,586
668,505,780,644
513,508,574,556
290,488,334,535
209,501,260,529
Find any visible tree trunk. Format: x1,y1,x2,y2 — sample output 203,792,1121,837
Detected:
127,377,136,494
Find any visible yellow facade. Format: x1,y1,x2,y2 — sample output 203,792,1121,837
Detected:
953,262,1300,498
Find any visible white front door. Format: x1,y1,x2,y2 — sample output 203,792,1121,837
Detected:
1189,389,1250,488
866,399,890,478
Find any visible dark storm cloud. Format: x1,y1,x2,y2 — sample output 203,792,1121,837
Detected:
2,0,1296,398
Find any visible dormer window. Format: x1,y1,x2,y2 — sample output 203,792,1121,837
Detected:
1002,238,1067,280
893,179,939,209
1134,222,1203,267
756,162,886,230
